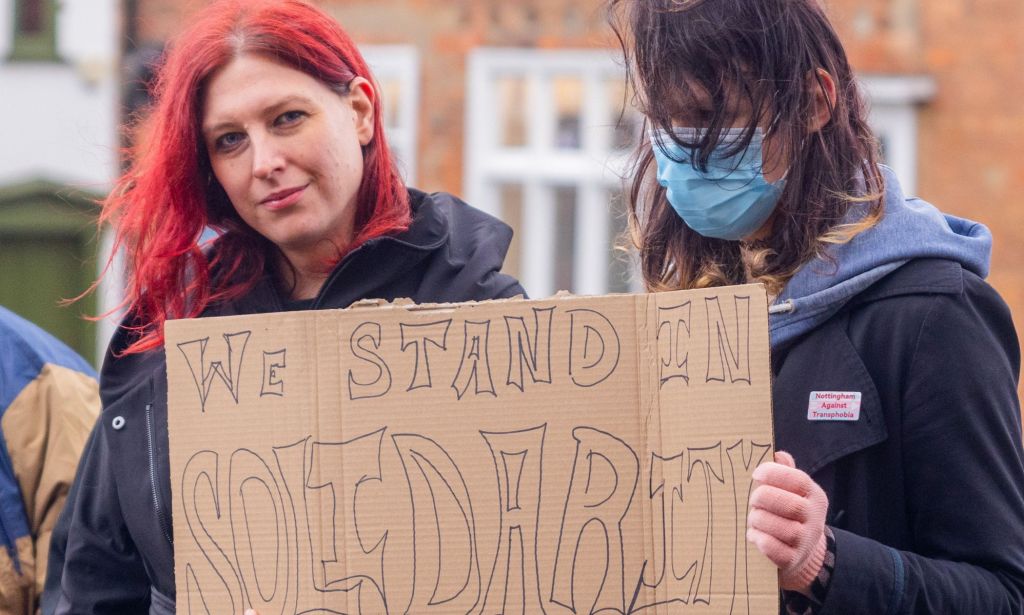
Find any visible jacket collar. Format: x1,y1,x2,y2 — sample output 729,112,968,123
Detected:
388,188,451,252
771,258,965,477
772,310,887,477
847,258,963,308
773,258,963,357
223,189,452,315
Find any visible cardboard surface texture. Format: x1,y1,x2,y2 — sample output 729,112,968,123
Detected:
166,284,777,614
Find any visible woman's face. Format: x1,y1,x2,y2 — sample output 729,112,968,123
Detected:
201,54,373,263
666,81,792,242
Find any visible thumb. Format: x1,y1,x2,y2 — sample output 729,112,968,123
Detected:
774,450,796,468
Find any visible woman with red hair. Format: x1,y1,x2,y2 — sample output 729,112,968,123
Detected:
43,1,522,612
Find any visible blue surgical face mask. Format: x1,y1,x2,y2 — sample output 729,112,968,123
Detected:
650,127,786,241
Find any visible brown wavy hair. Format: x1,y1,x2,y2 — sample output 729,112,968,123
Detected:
608,0,884,294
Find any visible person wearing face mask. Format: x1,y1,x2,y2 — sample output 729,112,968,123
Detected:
610,0,1024,613
41,1,524,613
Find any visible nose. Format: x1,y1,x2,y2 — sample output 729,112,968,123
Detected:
251,134,285,180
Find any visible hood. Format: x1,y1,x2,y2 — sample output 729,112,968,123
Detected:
769,166,991,348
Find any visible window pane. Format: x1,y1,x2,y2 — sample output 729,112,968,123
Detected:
376,76,402,132
607,190,635,293
497,76,528,147
553,76,584,149
18,0,45,34
499,183,524,281
607,78,641,151
554,186,577,291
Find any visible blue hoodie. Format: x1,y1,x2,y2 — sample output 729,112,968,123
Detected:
768,166,992,348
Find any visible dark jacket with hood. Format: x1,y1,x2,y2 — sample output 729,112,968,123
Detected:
770,167,1024,614
44,190,525,614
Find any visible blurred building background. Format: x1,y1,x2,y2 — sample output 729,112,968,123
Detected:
0,0,120,363
2,0,1022,399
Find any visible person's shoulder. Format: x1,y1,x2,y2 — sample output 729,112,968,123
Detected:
409,189,513,243
405,188,526,301
0,306,96,381
850,258,963,306
96,314,166,408
849,259,1017,363
852,258,1008,318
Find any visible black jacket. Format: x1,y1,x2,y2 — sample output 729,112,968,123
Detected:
45,190,525,614
774,258,1024,614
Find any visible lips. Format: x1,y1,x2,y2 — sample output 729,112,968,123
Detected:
259,185,307,211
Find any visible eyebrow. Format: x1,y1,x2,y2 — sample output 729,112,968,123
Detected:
202,95,317,136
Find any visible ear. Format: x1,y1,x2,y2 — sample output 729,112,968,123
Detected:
809,68,837,133
347,76,375,146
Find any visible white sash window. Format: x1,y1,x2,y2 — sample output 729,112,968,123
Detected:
861,75,936,196
465,49,642,298
363,45,420,184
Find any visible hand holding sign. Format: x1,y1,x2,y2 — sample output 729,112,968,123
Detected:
747,451,828,594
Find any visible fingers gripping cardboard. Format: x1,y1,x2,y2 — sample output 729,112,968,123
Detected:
165,285,778,614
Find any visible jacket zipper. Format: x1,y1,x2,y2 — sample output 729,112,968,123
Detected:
145,403,173,545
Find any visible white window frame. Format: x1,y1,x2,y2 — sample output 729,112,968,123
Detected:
465,48,637,299
361,45,420,184
861,74,936,196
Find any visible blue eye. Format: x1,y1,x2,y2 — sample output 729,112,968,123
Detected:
214,132,245,152
276,110,306,126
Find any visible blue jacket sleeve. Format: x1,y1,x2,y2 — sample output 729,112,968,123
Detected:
821,283,1024,614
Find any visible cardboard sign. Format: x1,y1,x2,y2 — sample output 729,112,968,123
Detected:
166,285,777,614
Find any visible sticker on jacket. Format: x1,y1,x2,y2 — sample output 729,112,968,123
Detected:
807,391,861,421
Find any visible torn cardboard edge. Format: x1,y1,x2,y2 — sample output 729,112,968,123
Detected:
166,283,778,613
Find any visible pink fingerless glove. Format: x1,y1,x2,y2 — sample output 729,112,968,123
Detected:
747,451,830,595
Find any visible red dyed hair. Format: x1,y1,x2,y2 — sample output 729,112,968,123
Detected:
104,0,411,354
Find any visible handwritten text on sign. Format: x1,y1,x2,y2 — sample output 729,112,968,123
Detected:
176,295,755,410
166,288,777,614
